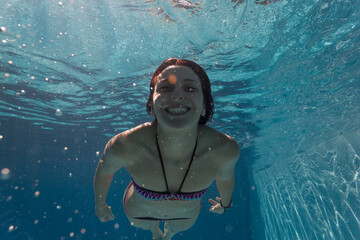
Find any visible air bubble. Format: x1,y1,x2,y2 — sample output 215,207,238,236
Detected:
225,223,233,233
55,109,63,116
1,168,10,180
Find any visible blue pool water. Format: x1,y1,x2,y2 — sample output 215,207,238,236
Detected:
0,0,359,239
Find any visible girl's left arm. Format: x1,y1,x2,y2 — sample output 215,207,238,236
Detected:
209,138,239,214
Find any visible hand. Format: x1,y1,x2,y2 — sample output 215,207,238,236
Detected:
95,203,115,222
208,197,224,214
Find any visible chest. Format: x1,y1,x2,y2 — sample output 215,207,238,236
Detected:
127,146,219,193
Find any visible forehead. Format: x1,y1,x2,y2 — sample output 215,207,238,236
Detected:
157,65,200,83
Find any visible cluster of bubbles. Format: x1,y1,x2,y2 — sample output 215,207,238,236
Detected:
59,228,87,240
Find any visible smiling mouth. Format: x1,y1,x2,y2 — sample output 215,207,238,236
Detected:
165,106,190,115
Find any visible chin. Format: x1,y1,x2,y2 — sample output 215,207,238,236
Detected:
159,115,200,129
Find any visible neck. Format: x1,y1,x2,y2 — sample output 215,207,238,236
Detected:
156,123,199,161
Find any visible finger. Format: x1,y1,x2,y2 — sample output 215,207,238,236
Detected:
209,205,222,214
209,206,215,212
211,206,223,214
209,198,218,203
216,197,221,202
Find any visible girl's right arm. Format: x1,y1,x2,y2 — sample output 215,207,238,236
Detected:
94,135,127,222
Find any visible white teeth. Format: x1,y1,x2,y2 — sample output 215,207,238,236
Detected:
166,106,189,115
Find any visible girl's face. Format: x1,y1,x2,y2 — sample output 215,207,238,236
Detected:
152,65,205,129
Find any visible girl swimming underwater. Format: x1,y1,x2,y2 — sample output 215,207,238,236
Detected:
94,58,239,239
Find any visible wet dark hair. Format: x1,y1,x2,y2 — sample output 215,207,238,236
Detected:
146,58,214,125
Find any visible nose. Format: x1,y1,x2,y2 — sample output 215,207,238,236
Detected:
171,88,184,100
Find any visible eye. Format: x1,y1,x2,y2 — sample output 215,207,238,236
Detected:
185,85,197,92
158,85,171,92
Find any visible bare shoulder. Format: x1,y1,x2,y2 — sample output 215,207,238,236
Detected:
101,122,155,170
199,125,240,162
106,122,154,154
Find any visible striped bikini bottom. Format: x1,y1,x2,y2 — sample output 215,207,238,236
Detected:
123,182,201,221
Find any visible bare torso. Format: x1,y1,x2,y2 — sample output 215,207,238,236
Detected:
113,122,234,219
